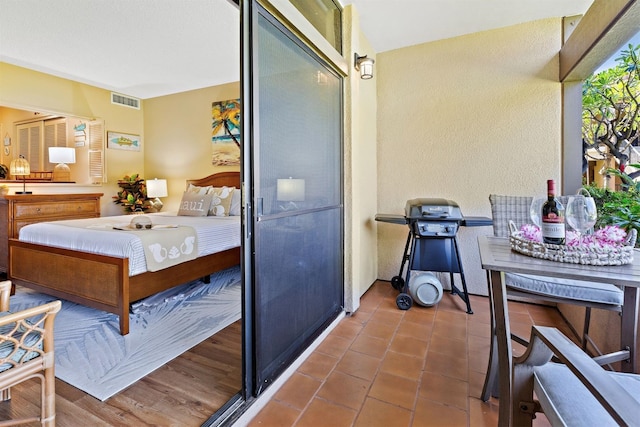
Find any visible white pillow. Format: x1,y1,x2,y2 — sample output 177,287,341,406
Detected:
186,183,212,195
230,187,241,216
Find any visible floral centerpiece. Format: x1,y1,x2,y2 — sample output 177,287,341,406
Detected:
113,174,150,213
510,223,635,266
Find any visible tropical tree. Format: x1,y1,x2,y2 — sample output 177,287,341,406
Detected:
582,43,640,183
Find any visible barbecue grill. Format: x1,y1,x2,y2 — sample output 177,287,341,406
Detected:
376,198,492,312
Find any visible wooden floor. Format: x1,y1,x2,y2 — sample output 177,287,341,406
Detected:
0,320,242,427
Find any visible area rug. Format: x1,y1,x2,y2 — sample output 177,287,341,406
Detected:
9,266,241,401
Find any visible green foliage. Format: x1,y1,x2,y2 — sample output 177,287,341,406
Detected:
582,44,640,169
582,183,640,247
113,174,150,213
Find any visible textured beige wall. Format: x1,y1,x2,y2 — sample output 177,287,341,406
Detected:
143,83,240,211
376,19,563,296
343,6,378,311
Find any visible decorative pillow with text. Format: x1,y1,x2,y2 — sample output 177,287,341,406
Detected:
178,192,214,216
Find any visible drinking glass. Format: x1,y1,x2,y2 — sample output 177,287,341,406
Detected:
530,196,546,227
565,195,597,245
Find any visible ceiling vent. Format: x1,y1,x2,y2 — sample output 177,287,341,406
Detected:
111,92,140,110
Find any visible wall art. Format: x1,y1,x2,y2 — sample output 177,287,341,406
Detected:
107,131,141,151
211,98,240,166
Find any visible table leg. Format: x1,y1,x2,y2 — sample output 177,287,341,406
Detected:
481,270,499,401
490,269,513,426
621,286,639,373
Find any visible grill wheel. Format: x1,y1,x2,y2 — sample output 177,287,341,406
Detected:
391,276,405,291
396,293,413,310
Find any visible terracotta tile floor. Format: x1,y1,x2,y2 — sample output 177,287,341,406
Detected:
246,280,575,427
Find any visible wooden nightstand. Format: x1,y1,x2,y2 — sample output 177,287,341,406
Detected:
0,193,103,274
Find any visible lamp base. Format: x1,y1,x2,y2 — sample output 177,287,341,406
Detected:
15,191,32,195
53,163,71,182
149,197,163,212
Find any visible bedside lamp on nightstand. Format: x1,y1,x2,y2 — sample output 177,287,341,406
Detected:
49,147,76,182
147,178,168,211
277,177,305,211
10,155,31,194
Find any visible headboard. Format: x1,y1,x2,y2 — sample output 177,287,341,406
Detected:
186,171,240,189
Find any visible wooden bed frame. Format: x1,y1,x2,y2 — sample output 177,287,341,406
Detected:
8,171,241,335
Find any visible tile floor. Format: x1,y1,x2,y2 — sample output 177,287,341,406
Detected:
246,280,576,427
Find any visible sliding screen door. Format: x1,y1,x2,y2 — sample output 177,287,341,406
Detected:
243,2,343,393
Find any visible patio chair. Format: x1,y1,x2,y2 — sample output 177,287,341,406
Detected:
0,280,61,426
481,194,625,401
512,325,640,426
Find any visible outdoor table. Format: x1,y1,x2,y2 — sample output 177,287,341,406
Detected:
477,235,640,426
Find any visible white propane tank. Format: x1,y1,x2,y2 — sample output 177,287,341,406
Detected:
408,271,443,307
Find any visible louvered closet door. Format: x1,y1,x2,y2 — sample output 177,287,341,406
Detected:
242,1,344,395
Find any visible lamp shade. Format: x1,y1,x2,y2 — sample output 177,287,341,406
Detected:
147,178,168,198
277,178,305,202
10,155,31,194
359,58,374,79
48,147,76,164
10,156,30,176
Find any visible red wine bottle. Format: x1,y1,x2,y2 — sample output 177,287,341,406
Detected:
541,179,565,245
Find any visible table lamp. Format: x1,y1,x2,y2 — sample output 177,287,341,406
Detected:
277,177,305,210
146,178,168,211
10,155,31,194
49,147,76,182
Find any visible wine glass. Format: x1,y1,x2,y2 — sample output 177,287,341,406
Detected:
565,195,598,245
529,196,545,228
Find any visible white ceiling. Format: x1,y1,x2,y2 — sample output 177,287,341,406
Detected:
0,0,594,100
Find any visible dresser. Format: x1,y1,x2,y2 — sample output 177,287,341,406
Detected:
0,193,103,274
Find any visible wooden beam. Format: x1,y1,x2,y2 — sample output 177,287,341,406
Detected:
560,0,640,82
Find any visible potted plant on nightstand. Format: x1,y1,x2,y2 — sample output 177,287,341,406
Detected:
113,174,151,213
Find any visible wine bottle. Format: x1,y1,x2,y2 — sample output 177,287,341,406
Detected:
541,179,565,245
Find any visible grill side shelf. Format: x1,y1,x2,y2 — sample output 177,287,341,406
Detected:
374,214,408,225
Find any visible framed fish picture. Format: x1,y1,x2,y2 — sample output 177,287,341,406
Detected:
107,131,141,151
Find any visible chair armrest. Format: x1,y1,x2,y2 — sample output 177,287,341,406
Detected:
0,281,10,312
523,326,638,426
0,300,62,369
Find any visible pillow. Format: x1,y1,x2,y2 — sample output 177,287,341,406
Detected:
186,183,212,195
208,186,234,216
230,188,241,216
178,193,214,216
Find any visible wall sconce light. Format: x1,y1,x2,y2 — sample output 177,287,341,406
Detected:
10,155,31,194
354,53,375,80
48,147,76,182
146,178,168,211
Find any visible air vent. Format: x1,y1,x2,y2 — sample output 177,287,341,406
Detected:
111,92,140,110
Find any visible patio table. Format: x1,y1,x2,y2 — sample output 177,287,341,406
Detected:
478,235,640,426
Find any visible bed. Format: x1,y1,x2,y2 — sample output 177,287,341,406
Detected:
8,171,241,335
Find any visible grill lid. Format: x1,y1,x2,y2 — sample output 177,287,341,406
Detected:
405,198,463,221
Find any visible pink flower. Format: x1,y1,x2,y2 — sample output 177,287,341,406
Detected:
518,224,628,249
520,224,541,242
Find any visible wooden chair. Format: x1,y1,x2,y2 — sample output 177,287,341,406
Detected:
0,281,61,426
513,325,640,426
482,194,626,401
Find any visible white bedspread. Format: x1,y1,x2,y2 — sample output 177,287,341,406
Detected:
18,212,240,276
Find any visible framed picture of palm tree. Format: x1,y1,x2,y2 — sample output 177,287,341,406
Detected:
211,98,241,166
